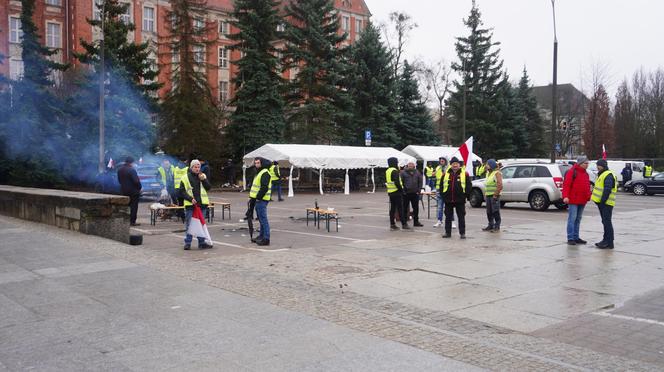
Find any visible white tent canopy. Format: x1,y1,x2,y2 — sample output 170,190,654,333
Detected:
402,145,483,187
242,144,416,196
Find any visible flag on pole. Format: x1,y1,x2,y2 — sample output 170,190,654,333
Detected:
457,136,475,177
187,204,212,243
602,144,607,160
107,157,114,169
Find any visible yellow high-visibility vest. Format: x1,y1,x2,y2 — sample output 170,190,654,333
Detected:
425,166,434,177
591,171,617,206
435,165,445,189
249,168,272,201
644,165,653,177
485,170,498,196
442,169,467,194
173,166,188,189
158,165,175,186
181,173,209,207
385,167,403,194
269,165,280,181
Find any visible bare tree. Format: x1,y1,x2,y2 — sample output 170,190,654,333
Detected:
381,11,417,79
421,59,452,144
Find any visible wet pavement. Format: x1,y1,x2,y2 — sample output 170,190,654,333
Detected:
2,190,664,370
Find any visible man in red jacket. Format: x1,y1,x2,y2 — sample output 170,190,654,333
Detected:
562,156,592,245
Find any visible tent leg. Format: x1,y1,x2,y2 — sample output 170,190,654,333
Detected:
422,161,427,190
288,166,294,198
370,168,375,193
242,166,247,192
344,169,350,195
365,168,369,188
319,168,324,195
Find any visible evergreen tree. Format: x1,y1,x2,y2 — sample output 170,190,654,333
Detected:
583,84,613,159
226,0,285,158
346,22,397,146
394,60,437,149
445,1,513,157
515,68,545,157
282,0,352,144
614,80,636,158
158,0,220,161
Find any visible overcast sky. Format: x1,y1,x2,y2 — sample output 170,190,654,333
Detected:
365,0,664,98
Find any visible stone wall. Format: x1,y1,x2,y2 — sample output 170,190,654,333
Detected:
0,185,131,244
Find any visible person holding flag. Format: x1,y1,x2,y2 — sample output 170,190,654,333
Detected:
178,159,213,250
440,157,472,239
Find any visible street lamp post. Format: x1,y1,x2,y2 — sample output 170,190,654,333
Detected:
550,0,558,163
98,0,105,173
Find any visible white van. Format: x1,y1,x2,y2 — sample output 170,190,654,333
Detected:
587,160,645,185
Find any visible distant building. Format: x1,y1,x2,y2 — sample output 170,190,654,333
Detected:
531,83,589,158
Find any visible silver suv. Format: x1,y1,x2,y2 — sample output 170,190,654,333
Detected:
470,162,572,211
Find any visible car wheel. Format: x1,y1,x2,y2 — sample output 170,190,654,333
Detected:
554,202,568,210
529,190,550,211
470,189,484,208
633,183,647,196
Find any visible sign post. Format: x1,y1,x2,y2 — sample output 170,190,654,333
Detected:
365,130,371,147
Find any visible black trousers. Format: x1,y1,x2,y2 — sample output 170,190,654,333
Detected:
389,192,406,226
444,201,466,235
597,203,614,244
486,196,501,229
403,193,420,223
128,194,140,224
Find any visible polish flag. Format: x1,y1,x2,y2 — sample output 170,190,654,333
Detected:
107,157,114,169
602,144,607,160
457,136,475,177
187,204,212,243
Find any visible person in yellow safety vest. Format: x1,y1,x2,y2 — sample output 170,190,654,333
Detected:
268,161,284,202
433,157,455,229
592,159,617,249
249,158,273,246
157,159,177,204
644,164,653,178
425,163,435,190
440,157,472,239
386,157,410,231
173,159,189,221
481,159,503,233
177,159,213,250
477,161,487,178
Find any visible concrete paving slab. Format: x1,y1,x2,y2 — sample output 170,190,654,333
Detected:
451,303,562,333
388,282,519,312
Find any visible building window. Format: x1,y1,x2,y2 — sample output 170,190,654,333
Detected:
9,59,24,80
9,16,23,43
218,47,228,69
93,0,102,21
120,3,132,25
46,22,62,48
219,81,228,103
355,19,362,34
45,0,62,6
194,17,205,32
218,20,229,36
342,16,350,31
276,22,285,32
143,6,155,32
193,45,205,63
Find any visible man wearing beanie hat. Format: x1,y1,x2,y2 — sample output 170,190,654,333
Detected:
440,157,472,238
482,159,503,232
562,156,592,245
592,159,617,249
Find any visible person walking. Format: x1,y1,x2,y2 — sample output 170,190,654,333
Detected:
249,158,273,246
401,161,423,227
269,161,284,201
562,156,592,245
620,163,632,187
157,158,177,204
386,157,410,231
441,157,472,239
178,159,213,250
592,159,617,249
482,159,503,232
117,156,142,226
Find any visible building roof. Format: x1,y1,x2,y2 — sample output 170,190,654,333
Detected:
531,84,589,111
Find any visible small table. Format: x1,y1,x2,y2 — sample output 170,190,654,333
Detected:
149,204,216,226
305,208,339,232
420,192,438,219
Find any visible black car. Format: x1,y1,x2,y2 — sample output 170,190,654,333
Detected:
94,163,162,197
624,173,664,195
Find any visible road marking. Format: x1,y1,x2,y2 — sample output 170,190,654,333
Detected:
592,311,664,327
270,228,358,241
168,234,289,252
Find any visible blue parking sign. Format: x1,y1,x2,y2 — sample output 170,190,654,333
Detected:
365,130,371,140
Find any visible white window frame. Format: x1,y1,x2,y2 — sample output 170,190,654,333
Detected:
342,15,350,31
218,20,229,37
219,81,229,103
355,19,362,34
9,58,25,80
45,0,62,6
194,17,205,32
120,3,132,25
9,16,23,43
276,22,285,32
193,45,205,63
46,22,62,49
218,47,228,69
143,6,155,32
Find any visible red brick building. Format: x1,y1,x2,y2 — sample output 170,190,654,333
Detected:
1,0,371,104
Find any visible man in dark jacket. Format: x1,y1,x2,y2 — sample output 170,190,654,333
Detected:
249,158,273,246
593,159,617,249
117,156,142,226
386,157,410,230
400,161,423,227
178,159,213,250
620,163,632,186
440,157,472,239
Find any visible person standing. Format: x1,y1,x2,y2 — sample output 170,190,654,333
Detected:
562,156,592,245
476,160,487,179
592,160,617,249
433,157,447,227
173,158,188,222
425,162,435,190
482,159,503,232
386,157,410,231
401,161,423,227
178,159,213,250
644,162,653,178
157,159,177,204
269,161,284,202
117,156,142,226
441,157,472,239
249,158,273,246
620,163,632,187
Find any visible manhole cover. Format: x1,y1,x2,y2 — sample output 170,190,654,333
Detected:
318,265,364,274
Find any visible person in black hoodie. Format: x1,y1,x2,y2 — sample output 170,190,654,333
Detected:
386,157,410,230
248,157,273,246
117,156,142,226
440,157,472,239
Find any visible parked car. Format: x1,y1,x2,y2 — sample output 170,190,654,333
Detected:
587,160,646,186
470,162,572,211
94,162,162,198
623,173,664,195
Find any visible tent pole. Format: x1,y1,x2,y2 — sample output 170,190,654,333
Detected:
422,160,426,189
319,168,324,195
288,165,294,197
344,169,350,195
242,166,247,192
370,168,375,193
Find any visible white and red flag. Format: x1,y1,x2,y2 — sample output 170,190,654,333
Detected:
138,157,144,164
187,204,212,243
107,157,114,169
602,144,607,160
457,136,475,177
